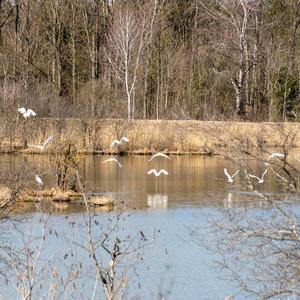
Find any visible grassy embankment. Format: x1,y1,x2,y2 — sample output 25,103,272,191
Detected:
0,118,299,154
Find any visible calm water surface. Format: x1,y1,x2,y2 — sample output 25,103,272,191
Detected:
0,154,292,299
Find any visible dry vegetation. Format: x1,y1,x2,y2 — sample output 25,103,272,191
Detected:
0,118,299,154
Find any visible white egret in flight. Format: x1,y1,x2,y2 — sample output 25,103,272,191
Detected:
18,107,36,118
110,137,129,147
35,175,43,185
148,152,171,162
265,153,285,166
29,136,53,150
102,158,123,168
224,168,240,183
147,169,168,176
248,169,268,184
267,153,285,160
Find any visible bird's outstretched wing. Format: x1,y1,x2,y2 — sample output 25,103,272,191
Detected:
102,158,122,168
43,136,53,147
248,174,260,181
261,169,268,179
121,137,129,143
148,152,171,162
158,169,168,176
267,153,285,160
27,109,36,116
29,144,44,150
110,140,121,147
223,168,231,181
147,169,156,175
18,107,26,115
232,170,240,178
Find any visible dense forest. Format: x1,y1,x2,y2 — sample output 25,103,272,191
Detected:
0,0,300,121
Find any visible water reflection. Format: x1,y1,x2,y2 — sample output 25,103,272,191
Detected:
224,192,234,208
0,154,288,212
0,154,299,299
147,194,168,209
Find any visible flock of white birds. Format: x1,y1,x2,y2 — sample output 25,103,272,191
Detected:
102,137,171,176
18,106,170,187
18,106,285,189
223,153,285,184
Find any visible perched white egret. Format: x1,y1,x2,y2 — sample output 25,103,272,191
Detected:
102,158,122,168
110,137,129,147
29,136,53,150
35,175,43,185
248,169,268,184
148,152,171,162
18,107,36,118
224,168,240,183
147,169,168,176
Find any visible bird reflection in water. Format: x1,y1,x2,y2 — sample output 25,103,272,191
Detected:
224,192,233,209
147,194,168,209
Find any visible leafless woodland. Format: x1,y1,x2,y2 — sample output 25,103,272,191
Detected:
0,0,300,121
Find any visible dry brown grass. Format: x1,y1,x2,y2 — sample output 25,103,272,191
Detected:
0,185,12,205
1,118,300,154
18,188,81,203
88,196,115,207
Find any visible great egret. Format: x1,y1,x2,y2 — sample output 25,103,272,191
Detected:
35,175,43,185
147,169,168,176
18,107,36,118
265,153,285,166
29,136,53,150
110,137,129,147
102,158,122,168
148,152,171,162
267,153,285,160
248,169,268,184
224,168,240,183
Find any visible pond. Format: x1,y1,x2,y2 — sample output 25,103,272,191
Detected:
0,154,294,299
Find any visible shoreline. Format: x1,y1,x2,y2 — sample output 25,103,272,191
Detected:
1,118,299,154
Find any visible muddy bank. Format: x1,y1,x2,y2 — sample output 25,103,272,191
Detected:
0,186,115,214
1,118,299,154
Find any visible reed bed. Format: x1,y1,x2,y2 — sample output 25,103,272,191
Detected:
0,118,299,154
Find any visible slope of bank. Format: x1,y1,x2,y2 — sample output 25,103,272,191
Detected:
0,118,299,154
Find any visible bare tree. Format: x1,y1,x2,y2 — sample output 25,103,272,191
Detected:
190,130,300,299
106,4,150,120
199,0,254,117
76,171,151,300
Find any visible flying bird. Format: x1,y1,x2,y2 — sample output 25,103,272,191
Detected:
265,152,285,166
147,169,169,176
35,175,43,186
148,152,171,162
110,137,129,147
267,153,285,161
248,169,268,184
18,107,36,118
29,136,53,150
102,158,122,168
224,168,240,183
